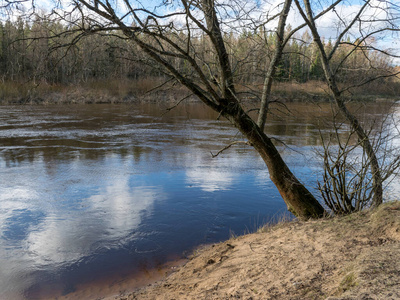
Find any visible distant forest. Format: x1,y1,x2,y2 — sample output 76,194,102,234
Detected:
0,15,399,99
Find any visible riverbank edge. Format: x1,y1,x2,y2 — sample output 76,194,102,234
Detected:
0,84,397,105
109,201,400,300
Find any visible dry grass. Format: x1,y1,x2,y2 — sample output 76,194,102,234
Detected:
0,77,174,104
0,81,65,101
270,80,400,101
84,77,166,97
1,78,399,104
272,80,329,99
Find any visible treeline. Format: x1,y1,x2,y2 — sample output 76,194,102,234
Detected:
0,15,398,95
0,16,152,84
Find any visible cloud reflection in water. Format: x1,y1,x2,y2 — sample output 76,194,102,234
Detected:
0,155,165,299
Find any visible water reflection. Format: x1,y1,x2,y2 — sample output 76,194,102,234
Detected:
0,102,397,299
186,168,236,192
0,152,166,299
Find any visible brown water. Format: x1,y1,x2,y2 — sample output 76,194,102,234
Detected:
0,102,397,299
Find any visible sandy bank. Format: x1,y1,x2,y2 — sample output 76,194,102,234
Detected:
109,201,400,300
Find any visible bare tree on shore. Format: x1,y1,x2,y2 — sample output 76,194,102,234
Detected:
37,0,330,218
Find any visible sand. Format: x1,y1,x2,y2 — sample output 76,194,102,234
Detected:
105,201,400,300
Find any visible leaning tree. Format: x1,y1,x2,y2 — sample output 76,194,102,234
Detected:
49,0,327,219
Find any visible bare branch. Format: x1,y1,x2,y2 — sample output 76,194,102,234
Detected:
210,141,252,158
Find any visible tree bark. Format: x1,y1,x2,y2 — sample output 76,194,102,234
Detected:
222,101,325,219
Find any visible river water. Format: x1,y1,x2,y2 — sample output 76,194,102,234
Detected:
0,102,397,299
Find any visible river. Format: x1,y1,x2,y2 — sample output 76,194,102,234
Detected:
0,101,397,299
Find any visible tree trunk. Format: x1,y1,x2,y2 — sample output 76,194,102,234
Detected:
257,0,292,130
222,101,326,220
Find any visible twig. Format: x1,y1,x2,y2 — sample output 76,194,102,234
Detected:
211,141,252,158
161,94,193,117
145,77,175,94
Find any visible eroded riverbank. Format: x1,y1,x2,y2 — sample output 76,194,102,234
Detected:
113,202,400,300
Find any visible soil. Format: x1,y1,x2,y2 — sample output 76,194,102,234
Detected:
107,201,400,300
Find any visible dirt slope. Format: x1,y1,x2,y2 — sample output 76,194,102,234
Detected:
114,202,400,300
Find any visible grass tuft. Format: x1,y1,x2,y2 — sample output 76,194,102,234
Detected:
338,272,359,294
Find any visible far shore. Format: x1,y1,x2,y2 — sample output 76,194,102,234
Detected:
1,79,398,105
